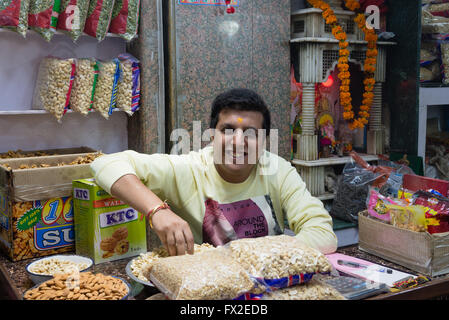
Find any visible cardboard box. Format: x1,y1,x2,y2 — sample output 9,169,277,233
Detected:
0,146,97,159
0,152,97,261
358,210,449,277
73,178,147,264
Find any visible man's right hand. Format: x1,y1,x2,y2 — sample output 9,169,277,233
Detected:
109,174,195,256
151,208,195,256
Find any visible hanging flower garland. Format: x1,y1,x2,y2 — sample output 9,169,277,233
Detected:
306,0,379,130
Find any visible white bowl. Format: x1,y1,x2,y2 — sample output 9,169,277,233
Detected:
125,258,154,288
26,254,93,285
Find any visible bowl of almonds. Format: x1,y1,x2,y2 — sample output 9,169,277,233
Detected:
26,255,93,285
23,272,130,300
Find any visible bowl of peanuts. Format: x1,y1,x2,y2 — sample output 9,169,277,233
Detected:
26,255,93,285
23,272,131,300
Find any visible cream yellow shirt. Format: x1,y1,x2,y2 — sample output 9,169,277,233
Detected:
90,146,337,254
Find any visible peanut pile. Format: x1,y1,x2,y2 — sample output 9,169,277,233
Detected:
24,272,128,300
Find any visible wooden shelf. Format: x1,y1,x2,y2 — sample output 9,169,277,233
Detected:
0,109,122,115
0,28,136,39
291,154,379,167
317,193,336,201
290,37,396,46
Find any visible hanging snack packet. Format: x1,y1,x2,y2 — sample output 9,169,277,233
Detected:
0,0,30,37
84,0,115,41
93,59,120,119
56,0,90,41
227,235,332,291
70,58,99,115
28,0,62,41
149,248,255,300
33,57,76,121
109,0,140,41
117,53,140,115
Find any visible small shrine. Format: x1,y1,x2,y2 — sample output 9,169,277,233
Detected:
290,0,395,161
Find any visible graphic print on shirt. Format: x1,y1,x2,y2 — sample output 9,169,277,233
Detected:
202,195,281,246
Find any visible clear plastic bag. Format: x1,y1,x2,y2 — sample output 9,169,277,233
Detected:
109,0,140,41
92,59,120,119
33,57,76,122
84,0,116,41
149,247,255,300
259,279,346,300
227,235,332,291
28,0,61,41
116,53,140,115
70,58,99,115
56,0,91,41
0,0,30,37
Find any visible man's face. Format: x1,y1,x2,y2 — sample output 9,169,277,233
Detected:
212,109,265,182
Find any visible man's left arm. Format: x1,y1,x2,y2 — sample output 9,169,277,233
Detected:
280,166,338,254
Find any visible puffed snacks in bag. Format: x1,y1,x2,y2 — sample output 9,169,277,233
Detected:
0,0,30,37
149,248,255,300
228,235,332,291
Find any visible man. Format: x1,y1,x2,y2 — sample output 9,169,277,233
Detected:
91,88,337,256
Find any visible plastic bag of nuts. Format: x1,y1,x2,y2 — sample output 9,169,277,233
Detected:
0,0,31,37
149,247,255,300
92,59,120,119
70,58,99,115
84,0,116,41
56,0,91,41
117,53,140,115
23,272,129,300
260,279,346,300
227,235,332,291
33,57,76,122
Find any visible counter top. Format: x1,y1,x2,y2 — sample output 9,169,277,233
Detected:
1,245,449,300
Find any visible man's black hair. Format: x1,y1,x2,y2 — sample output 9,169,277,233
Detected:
210,88,271,135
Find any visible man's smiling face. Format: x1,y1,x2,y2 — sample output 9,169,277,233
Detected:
212,109,265,183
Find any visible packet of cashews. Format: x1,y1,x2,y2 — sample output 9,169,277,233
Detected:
70,58,99,115
32,57,76,122
92,59,121,119
226,235,333,291
116,53,140,116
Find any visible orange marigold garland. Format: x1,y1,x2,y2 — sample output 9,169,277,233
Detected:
306,0,379,130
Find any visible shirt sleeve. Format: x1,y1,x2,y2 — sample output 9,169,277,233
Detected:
279,164,338,254
90,150,193,206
